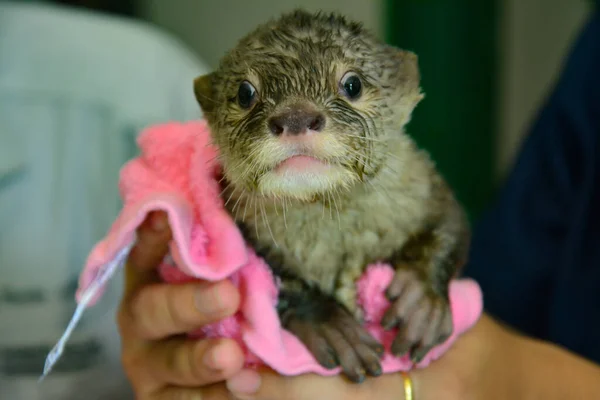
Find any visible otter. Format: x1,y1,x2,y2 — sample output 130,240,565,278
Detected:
193,9,470,383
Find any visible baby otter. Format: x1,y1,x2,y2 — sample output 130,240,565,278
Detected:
193,9,470,383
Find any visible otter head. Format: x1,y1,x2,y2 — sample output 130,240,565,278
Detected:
194,9,423,202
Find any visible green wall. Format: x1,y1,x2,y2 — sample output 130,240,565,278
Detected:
384,1,499,221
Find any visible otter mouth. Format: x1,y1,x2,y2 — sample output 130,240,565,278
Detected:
257,154,352,200
273,155,331,175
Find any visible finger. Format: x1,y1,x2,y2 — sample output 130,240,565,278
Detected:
145,338,244,387
151,382,231,400
124,211,172,296
226,369,352,400
128,280,240,339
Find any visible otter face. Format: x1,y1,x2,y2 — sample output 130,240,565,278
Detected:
194,10,423,202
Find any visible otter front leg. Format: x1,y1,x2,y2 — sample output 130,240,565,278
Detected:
382,203,470,363
238,223,384,383
277,272,384,383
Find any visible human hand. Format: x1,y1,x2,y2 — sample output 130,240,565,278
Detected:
116,211,246,399
224,314,517,400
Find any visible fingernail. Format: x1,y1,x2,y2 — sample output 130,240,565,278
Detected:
150,212,168,231
195,284,234,315
226,370,261,395
203,342,228,370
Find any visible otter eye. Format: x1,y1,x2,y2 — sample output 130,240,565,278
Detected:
341,73,362,100
237,81,257,109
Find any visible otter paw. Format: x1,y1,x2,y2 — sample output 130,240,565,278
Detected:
284,303,384,383
381,269,453,363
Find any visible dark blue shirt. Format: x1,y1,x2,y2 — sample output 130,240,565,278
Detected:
463,9,600,363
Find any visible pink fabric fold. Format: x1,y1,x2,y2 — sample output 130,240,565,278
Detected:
76,120,483,376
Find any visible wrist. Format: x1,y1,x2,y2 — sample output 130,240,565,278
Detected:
445,313,523,400
476,314,529,399
509,331,600,399
497,329,527,398
391,314,526,400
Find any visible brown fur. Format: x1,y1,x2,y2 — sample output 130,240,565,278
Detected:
194,9,470,383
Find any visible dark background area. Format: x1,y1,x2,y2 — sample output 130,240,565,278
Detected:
51,0,135,16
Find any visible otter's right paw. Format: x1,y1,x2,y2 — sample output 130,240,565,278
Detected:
281,300,384,383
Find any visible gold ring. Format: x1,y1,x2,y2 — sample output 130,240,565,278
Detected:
400,371,414,400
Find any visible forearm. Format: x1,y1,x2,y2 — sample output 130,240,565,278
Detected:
511,332,600,399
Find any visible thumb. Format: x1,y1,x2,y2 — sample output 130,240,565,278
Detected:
123,210,172,298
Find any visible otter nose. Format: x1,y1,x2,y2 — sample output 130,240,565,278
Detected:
268,109,326,136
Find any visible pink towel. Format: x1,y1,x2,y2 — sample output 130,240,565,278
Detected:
76,120,483,376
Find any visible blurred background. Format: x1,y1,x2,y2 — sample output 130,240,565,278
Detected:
32,0,592,220
0,1,596,399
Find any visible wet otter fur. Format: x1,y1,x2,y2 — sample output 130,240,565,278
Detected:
193,9,470,383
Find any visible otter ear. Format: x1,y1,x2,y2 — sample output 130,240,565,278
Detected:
382,46,424,126
392,47,422,89
398,50,421,90
193,73,217,114
385,46,424,106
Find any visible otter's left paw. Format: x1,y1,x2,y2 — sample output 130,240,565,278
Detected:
381,269,453,363
282,299,384,383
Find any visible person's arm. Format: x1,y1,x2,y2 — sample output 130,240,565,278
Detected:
223,313,600,400
456,314,600,400
510,325,600,399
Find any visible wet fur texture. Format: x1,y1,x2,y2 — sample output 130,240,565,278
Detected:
194,10,470,383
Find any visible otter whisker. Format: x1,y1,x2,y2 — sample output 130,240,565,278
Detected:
194,91,219,104
204,156,220,168
230,189,245,217
219,183,230,199
343,134,385,143
242,193,250,221
343,149,371,173
260,201,278,247
383,151,406,166
282,197,288,229
366,179,395,204
343,147,401,177
218,174,229,185
343,150,365,163
332,190,342,231
222,184,238,209
253,196,259,239
232,145,267,182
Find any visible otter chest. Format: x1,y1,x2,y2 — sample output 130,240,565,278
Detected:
242,192,426,291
